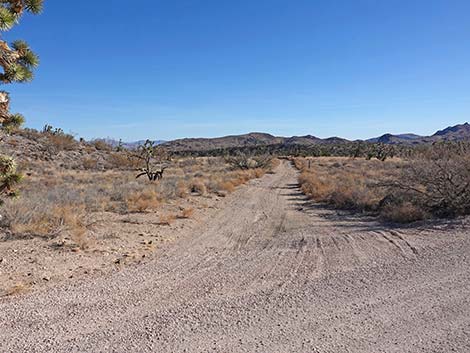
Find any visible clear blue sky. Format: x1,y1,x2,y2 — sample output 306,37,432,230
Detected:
6,0,470,141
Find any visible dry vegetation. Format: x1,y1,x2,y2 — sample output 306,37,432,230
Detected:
295,157,402,213
295,143,470,223
2,155,275,240
0,129,277,296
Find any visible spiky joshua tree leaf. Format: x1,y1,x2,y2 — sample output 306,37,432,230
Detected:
0,0,43,202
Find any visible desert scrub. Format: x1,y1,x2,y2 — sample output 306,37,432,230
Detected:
225,153,273,170
296,157,398,212
380,201,428,223
188,178,207,195
126,189,160,213
385,143,470,219
178,207,194,219
296,144,470,223
0,156,272,241
1,193,87,240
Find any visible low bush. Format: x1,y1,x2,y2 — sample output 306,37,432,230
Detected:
82,157,98,170
296,158,393,212
380,201,428,223
225,153,274,171
178,207,194,219
387,143,470,218
1,194,86,239
296,143,470,222
126,189,160,212
189,179,207,195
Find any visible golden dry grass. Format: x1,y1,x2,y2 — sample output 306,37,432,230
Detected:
178,207,195,219
176,180,189,198
295,157,402,212
46,133,77,151
82,157,98,170
217,180,235,193
158,213,176,225
2,156,274,240
9,204,86,238
126,189,160,213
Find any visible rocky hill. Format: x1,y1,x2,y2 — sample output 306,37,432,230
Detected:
367,133,422,144
161,123,470,152
162,133,350,152
162,133,284,152
432,122,470,141
367,123,470,145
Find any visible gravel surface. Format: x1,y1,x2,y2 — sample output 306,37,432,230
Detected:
1,161,469,352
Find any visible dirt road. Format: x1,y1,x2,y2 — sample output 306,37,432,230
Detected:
1,161,469,352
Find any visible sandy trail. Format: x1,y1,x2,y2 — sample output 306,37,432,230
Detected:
1,161,469,352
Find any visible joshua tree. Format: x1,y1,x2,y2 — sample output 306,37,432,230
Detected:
115,138,124,152
134,140,168,181
0,0,43,203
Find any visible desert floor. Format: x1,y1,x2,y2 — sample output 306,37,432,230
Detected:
1,160,469,352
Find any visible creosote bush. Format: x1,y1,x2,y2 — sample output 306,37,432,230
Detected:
387,143,470,219
296,143,470,223
225,152,274,170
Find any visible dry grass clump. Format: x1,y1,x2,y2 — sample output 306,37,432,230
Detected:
90,139,112,151
2,194,92,249
3,196,86,239
217,180,236,193
158,213,176,225
178,207,194,219
380,201,428,223
231,168,266,186
176,180,189,198
296,157,397,212
189,179,207,195
107,152,141,170
201,167,268,196
126,189,160,213
46,133,77,151
82,157,98,170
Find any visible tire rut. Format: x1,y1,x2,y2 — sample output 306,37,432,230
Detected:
1,160,469,353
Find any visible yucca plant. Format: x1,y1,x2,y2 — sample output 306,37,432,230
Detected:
0,0,43,204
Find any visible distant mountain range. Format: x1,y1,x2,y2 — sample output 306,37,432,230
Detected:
160,122,470,151
366,133,422,144
366,122,470,145
100,122,470,152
